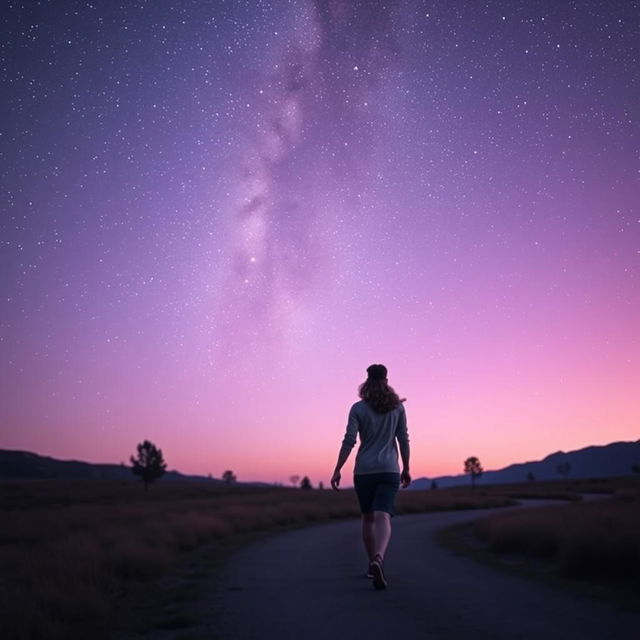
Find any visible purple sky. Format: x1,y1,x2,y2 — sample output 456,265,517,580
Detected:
1,1,638,484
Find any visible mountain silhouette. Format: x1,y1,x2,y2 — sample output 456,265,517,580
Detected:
0,449,219,482
410,440,640,489
2,440,639,486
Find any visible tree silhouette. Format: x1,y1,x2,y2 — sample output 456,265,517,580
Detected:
300,476,312,490
289,475,300,487
130,440,166,490
464,456,483,492
556,462,571,483
430,479,438,490
222,470,237,485
527,471,535,483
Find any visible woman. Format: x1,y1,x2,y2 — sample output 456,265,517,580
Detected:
331,364,411,590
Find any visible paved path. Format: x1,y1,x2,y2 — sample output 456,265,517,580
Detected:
205,501,637,639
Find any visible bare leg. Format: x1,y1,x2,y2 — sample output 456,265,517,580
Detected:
369,511,391,589
373,510,392,560
361,512,375,560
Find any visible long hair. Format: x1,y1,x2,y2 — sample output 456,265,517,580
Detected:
358,377,403,414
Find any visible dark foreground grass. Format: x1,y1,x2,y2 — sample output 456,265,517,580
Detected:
450,474,640,502
0,478,512,640
439,489,640,612
475,495,640,580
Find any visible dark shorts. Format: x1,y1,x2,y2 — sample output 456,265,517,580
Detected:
353,472,401,516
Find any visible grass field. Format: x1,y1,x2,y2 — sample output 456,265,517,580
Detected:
447,477,640,611
3,474,638,639
474,491,640,580
0,478,513,640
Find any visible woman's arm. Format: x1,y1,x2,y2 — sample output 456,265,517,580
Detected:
396,406,411,488
330,448,351,490
399,442,411,488
331,406,358,490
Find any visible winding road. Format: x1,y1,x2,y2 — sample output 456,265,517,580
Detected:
202,501,638,639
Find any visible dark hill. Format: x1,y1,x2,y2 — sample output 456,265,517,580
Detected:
0,449,221,483
411,439,640,489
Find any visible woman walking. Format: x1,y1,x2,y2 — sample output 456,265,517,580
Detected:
331,364,411,590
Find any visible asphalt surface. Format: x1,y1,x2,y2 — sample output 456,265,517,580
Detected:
205,500,639,640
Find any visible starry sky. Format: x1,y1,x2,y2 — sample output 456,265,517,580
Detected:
1,1,638,485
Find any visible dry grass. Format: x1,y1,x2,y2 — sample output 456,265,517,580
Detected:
0,478,512,640
5,474,637,638
474,493,640,580
458,474,640,502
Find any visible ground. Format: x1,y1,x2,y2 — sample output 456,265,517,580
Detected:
130,500,639,640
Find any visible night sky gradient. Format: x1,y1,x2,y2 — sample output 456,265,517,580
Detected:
2,1,638,484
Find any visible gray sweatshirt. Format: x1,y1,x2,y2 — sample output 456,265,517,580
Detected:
340,400,410,475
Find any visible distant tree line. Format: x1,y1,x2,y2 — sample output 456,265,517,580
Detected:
129,443,636,494
128,442,323,491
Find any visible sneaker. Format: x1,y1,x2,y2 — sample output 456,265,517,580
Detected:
370,557,387,590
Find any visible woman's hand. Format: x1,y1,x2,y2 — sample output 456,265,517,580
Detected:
401,468,412,488
331,470,341,491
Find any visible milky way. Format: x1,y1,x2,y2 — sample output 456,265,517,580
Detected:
2,1,638,483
